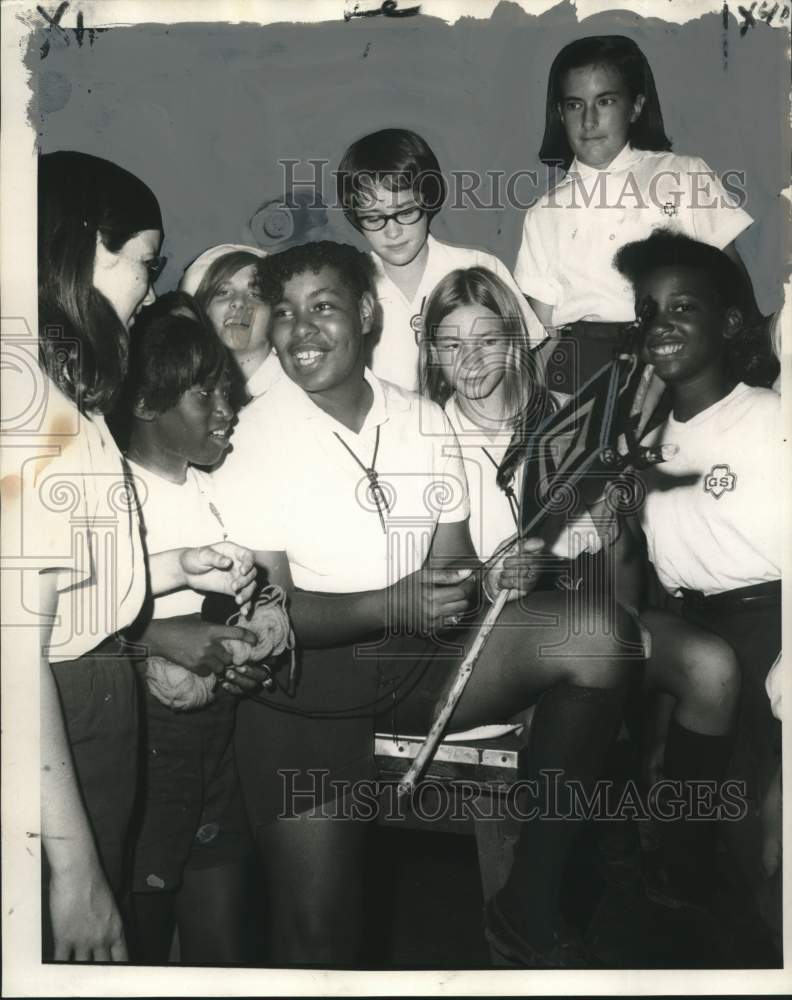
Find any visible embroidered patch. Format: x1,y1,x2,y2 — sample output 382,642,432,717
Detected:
703,464,737,499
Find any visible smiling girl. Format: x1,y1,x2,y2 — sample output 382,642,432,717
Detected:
211,243,642,968
420,266,598,565
122,307,260,964
515,36,754,386
615,230,781,912
181,244,280,401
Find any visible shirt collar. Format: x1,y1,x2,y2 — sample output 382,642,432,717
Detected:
445,394,513,447
280,367,410,435
569,143,643,180
371,233,439,277
370,234,443,308
246,351,283,398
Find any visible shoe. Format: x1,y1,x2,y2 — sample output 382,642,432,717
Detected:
483,896,599,969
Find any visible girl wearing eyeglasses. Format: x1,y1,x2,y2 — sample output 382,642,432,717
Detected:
337,128,546,392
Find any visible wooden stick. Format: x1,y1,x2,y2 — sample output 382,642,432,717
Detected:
396,358,662,797
397,589,509,796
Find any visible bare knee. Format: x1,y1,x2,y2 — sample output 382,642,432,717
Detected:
676,632,740,722
562,602,642,689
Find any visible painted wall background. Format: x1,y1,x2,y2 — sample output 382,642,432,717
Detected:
27,1,790,312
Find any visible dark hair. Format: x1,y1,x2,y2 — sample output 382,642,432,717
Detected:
615,230,778,388
539,36,672,170
38,150,162,413
336,128,447,227
258,241,375,305
420,267,556,430
139,289,210,326
125,310,231,417
192,251,264,315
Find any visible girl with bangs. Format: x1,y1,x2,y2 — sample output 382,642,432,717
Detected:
180,244,280,403
515,35,755,389
122,304,263,964
420,266,591,565
27,151,257,963
337,128,546,392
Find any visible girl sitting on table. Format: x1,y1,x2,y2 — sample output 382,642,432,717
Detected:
515,35,754,388
210,241,643,968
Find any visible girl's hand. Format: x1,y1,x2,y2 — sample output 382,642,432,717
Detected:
180,541,257,612
484,537,545,603
221,662,276,697
142,616,257,676
389,566,474,633
49,862,127,961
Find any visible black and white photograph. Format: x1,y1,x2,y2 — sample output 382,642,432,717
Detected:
1,0,789,994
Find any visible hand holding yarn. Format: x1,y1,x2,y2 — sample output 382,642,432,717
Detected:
145,657,218,711
223,585,296,696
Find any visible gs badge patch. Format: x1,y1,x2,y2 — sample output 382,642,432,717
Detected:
704,464,737,499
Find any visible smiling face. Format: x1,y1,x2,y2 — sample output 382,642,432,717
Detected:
431,304,514,404
269,265,374,401
559,63,645,169
637,266,739,388
92,228,163,328
149,371,234,469
205,263,270,354
354,183,429,268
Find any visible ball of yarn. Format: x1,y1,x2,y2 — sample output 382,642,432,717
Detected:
145,656,217,711
242,586,294,662
220,636,256,666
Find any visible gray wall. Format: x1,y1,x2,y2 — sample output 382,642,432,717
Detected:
29,1,790,313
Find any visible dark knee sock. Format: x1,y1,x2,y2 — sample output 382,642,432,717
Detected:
659,717,733,890
496,681,627,947
130,891,177,963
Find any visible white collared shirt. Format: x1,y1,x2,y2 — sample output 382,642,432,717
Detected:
13,385,146,661
444,394,600,562
245,350,283,399
127,461,229,619
212,370,470,593
514,146,753,326
370,235,547,392
639,383,781,596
